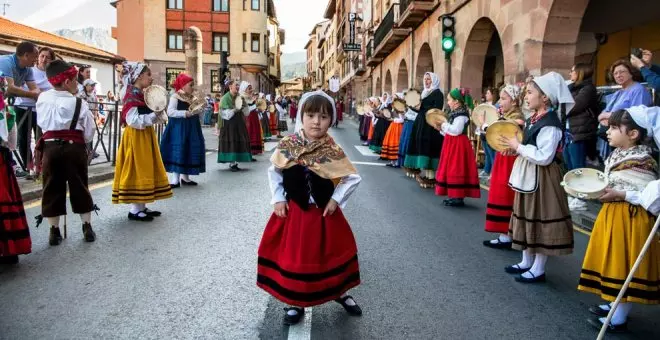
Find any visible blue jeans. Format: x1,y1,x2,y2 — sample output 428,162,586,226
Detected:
481,134,495,174
563,140,587,170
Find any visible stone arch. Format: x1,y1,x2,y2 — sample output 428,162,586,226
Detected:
384,70,393,96
396,59,408,93
375,76,382,95
459,17,503,101
415,43,433,90
540,0,591,75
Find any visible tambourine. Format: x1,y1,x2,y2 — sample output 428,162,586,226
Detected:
188,97,207,113
357,104,366,116
268,104,276,113
392,98,407,113
561,168,608,200
404,89,421,109
471,103,499,127
144,85,168,112
382,108,392,119
234,95,244,110
425,108,446,129
485,120,523,152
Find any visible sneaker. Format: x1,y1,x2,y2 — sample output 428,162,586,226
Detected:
478,170,489,177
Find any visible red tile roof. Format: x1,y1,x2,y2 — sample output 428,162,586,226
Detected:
0,16,123,62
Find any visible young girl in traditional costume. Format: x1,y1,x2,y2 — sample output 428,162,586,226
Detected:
160,73,206,188
259,93,272,142
242,83,264,156
404,72,444,188
578,106,659,333
369,94,392,154
268,95,279,138
112,61,172,221
276,96,288,137
435,88,480,206
381,93,405,166
500,72,574,283
257,90,363,325
483,85,525,248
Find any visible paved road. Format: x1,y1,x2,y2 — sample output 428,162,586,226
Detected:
2,122,659,340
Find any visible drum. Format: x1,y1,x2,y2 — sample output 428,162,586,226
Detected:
256,98,268,111
404,89,421,109
425,108,446,129
357,104,366,116
485,120,523,152
382,108,392,119
561,168,608,200
234,95,244,110
392,98,407,113
471,103,499,127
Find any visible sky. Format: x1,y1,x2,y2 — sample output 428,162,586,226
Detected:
6,0,327,53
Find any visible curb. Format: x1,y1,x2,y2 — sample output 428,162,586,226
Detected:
21,171,115,203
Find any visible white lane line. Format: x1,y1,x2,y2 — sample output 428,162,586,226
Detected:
354,145,380,157
353,161,387,166
265,142,278,152
287,307,312,340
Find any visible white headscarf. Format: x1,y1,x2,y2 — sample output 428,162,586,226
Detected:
380,92,391,109
258,92,265,99
266,94,272,102
532,71,575,119
627,105,660,148
421,72,440,99
239,81,251,96
294,90,337,133
500,84,521,105
119,61,146,100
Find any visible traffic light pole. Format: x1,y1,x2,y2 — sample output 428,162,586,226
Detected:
445,53,452,101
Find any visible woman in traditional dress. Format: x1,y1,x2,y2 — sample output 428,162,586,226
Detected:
258,93,272,141
577,106,659,332
499,72,574,283
404,72,444,188
112,61,172,221
276,96,288,137
358,98,371,143
242,83,263,156
369,93,392,154
160,73,206,188
397,103,418,168
483,85,525,249
289,96,298,124
217,79,253,171
434,88,480,206
257,90,362,325
334,97,343,127
381,93,405,166
268,95,279,138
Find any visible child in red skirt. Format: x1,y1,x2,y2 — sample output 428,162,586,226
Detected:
257,90,363,325
483,85,525,249
435,88,481,207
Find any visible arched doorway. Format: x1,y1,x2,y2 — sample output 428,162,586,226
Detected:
397,59,408,93
375,77,381,96
460,17,503,101
415,43,433,90
384,70,393,95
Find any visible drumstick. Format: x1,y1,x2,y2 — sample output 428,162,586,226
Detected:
597,216,660,339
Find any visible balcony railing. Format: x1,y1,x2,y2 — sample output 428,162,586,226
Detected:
398,0,437,28
374,4,399,51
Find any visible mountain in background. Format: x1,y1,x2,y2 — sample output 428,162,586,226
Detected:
281,51,306,65
53,27,117,53
281,52,307,80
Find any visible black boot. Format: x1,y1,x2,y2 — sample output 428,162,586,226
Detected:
82,223,96,242
49,226,63,246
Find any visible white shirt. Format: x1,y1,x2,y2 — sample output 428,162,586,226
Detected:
276,104,287,121
441,116,469,136
221,104,255,121
268,164,361,209
14,67,52,108
124,107,157,129
404,109,418,121
515,126,563,166
36,89,95,143
626,180,660,215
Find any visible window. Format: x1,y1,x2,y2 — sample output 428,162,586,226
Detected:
251,0,259,10
166,68,185,91
263,33,268,55
213,0,229,11
251,33,260,52
167,0,183,9
167,31,184,50
242,33,247,52
243,0,246,10
213,33,229,53
211,69,222,93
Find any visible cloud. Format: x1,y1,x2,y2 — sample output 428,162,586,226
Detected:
21,0,94,28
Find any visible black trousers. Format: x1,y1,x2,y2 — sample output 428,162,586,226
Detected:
13,107,42,170
41,142,93,217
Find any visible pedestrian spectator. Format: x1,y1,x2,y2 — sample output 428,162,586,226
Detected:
565,63,599,170
106,90,116,102
630,49,660,93
479,87,499,178
204,94,213,126
79,78,100,159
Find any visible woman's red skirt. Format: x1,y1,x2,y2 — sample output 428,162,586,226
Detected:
485,153,516,233
380,122,403,160
435,134,481,198
367,120,375,141
269,113,279,135
247,111,263,155
257,201,360,307
0,149,31,257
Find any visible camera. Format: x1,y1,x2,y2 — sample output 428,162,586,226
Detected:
631,48,643,59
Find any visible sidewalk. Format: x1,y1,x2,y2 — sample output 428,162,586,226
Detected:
344,114,600,232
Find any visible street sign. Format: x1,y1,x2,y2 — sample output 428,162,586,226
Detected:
343,43,362,51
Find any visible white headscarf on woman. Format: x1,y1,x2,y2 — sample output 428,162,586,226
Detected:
294,90,337,133
119,61,146,100
239,81,251,96
532,71,575,119
421,72,440,99
626,105,660,215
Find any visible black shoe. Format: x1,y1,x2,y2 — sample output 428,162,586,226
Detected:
142,209,162,217
483,239,513,250
588,305,610,318
251,158,257,162
49,226,63,246
82,223,96,242
170,183,180,189
128,212,154,222
283,307,304,325
335,295,362,316
515,272,546,283
0,255,19,264
587,317,628,333
504,264,530,274
230,164,241,172
181,179,198,186
443,198,465,207
385,163,394,167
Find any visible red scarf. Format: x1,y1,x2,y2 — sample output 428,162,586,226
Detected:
121,85,147,126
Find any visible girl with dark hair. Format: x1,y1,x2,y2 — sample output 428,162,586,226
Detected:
479,87,500,178
578,108,659,332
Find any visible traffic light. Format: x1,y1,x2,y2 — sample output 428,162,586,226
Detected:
441,15,456,55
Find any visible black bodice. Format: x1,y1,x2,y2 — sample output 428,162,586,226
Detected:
282,165,335,210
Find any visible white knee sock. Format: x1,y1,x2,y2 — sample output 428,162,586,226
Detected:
47,216,60,227
517,249,535,269
521,253,547,278
600,302,632,326
80,212,91,224
181,174,190,181
130,204,142,214
169,172,180,185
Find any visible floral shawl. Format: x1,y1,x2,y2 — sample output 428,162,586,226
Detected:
605,145,658,192
271,130,357,180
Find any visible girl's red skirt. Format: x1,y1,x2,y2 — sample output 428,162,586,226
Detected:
257,201,360,307
485,153,517,233
246,111,264,155
380,122,403,160
269,112,279,135
435,134,481,199
0,148,31,257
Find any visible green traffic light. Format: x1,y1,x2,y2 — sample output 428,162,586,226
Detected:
442,37,455,52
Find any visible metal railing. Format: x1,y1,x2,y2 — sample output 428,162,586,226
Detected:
374,4,400,51
399,0,413,16
366,39,374,60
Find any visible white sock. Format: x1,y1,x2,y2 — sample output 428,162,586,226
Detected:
600,303,632,326
47,216,60,227
181,174,190,181
598,302,612,311
130,204,144,215
521,253,547,278
169,172,180,185
80,212,91,224
490,234,512,244
516,249,535,269
287,307,303,316
340,293,357,306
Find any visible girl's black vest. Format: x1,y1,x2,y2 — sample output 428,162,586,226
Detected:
448,108,469,135
282,165,335,210
522,111,563,147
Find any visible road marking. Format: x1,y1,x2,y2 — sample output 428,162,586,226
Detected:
206,151,212,155
353,161,386,166
265,142,278,152
354,145,380,157
287,307,312,340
